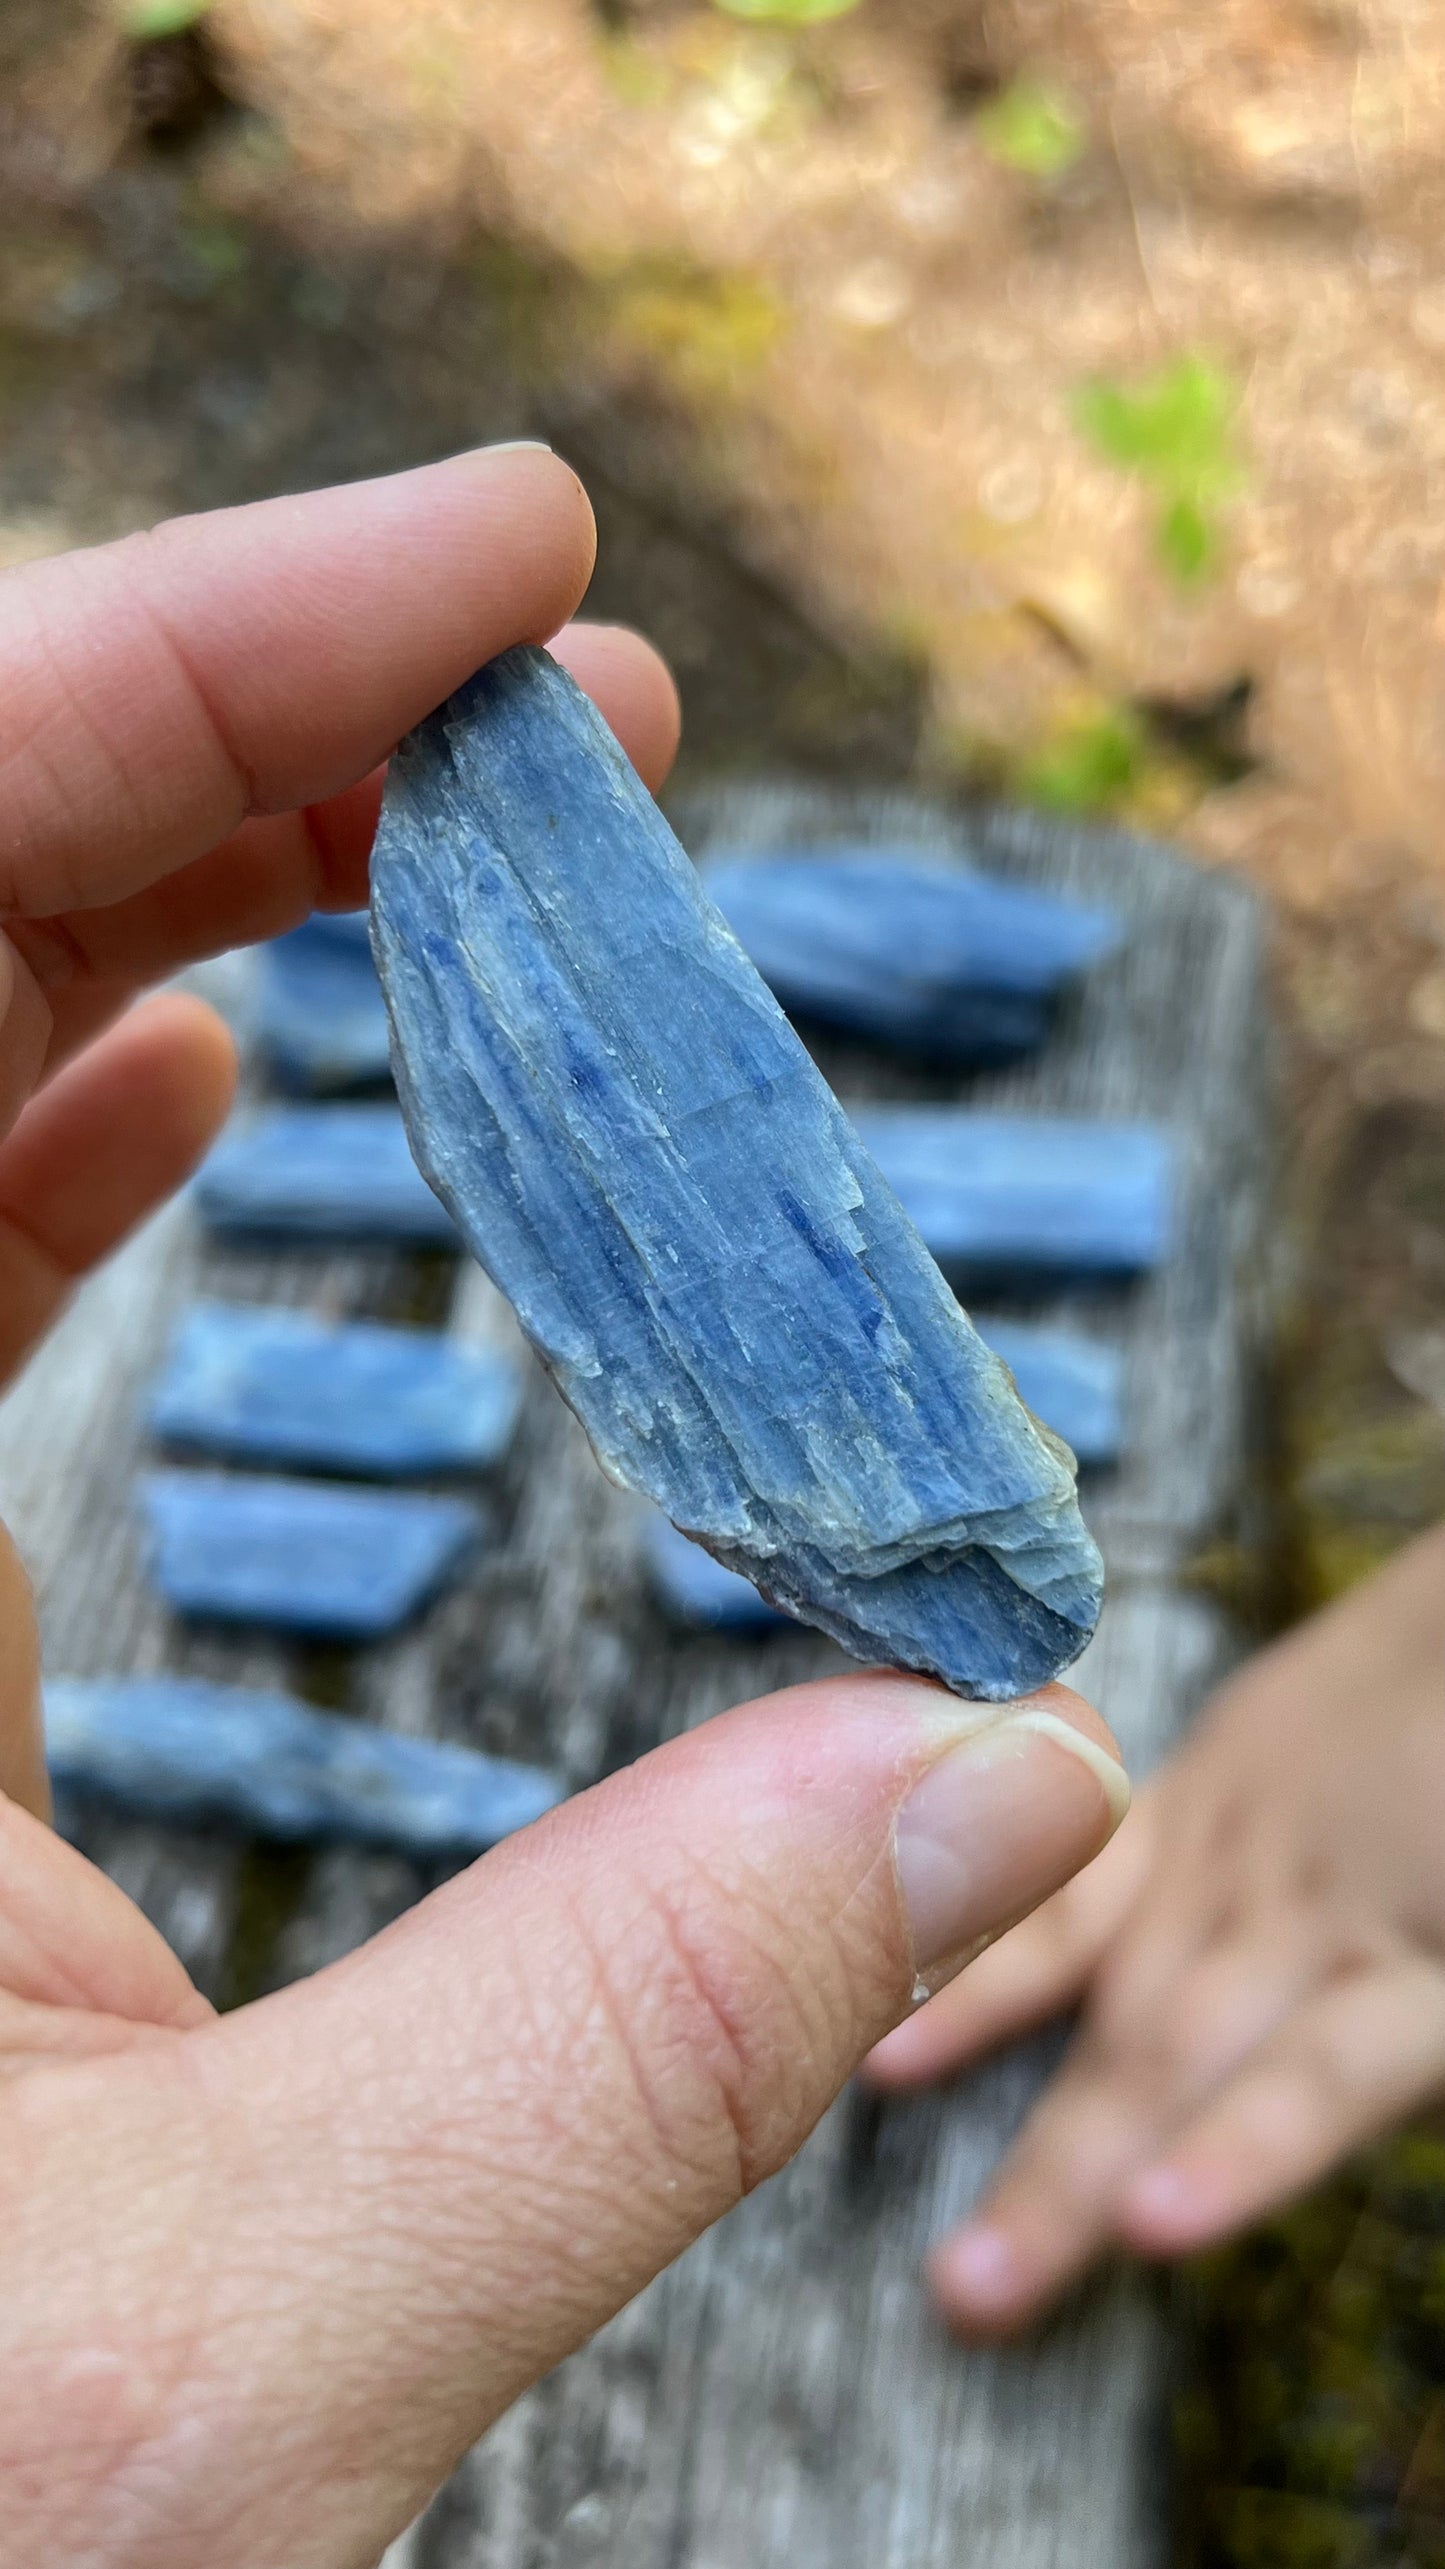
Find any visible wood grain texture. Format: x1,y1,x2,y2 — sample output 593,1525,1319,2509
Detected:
0,789,1270,2566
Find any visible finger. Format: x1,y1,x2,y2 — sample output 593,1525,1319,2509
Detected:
14,625,681,1058
863,1792,1157,2092
0,1526,45,1825
3,1681,1126,2563
0,442,594,922
1119,1962,1445,2255
0,992,235,1383
927,1919,1322,2336
549,622,682,793
0,1791,210,2037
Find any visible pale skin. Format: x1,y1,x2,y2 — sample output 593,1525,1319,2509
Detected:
867,1519,1445,2336
0,443,1130,2568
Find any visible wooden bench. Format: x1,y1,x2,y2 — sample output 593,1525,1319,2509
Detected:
0,787,1269,2569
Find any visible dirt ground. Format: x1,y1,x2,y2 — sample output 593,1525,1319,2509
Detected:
2,1,1445,2558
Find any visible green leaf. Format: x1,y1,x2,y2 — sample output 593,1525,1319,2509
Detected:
1157,493,1215,585
1019,710,1143,815
711,0,862,21
1073,353,1238,503
123,0,209,35
975,78,1085,181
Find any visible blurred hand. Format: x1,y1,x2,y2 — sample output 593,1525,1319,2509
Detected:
0,448,1128,2568
866,1523,1445,2336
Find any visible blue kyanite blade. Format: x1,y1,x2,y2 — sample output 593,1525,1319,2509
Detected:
644,1511,792,1630
195,1106,458,1245
141,1470,481,1637
149,1302,522,1479
45,1677,562,1856
977,1320,1123,1469
705,847,1121,1065
852,1110,1172,1283
649,1320,1121,1631
368,644,1105,1699
253,917,392,1092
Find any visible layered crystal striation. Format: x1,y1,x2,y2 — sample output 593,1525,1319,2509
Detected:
370,646,1103,1698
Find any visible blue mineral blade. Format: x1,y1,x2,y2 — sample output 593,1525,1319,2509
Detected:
644,1512,792,1629
705,848,1121,1064
648,1319,1121,1629
194,1106,458,1245
974,1320,1123,1468
45,1677,562,1855
369,645,1104,1700
141,1470,481,1637
852,1110,1172,1283
148,1302,523,1478
253,918,392,1092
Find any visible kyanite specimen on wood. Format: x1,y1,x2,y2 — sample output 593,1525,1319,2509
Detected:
369,645,1104,1698
854,1111,1171,1283
705,848,1120,1065
253,914,391,1092
141,1470,480,1637
196,1106,457,1245
149,1302,522,1478
46,1677,561,1855
978,1321,1123,1469
645,1511,792,1630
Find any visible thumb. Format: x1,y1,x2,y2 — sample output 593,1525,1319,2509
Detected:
5,1672,1125,2568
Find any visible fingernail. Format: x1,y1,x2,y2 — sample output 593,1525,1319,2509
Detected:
895,1708,1129,1981
484,438,555,454
933,2222,1023,2314
1124,2165,1198,2233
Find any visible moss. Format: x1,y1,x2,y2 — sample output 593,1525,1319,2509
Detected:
602,253,787,400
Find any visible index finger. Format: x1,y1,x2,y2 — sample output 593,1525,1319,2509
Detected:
0,443,594,920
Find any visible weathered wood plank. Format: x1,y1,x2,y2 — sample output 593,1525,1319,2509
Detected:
0,789,1269,2566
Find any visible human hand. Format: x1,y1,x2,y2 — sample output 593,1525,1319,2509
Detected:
866,1522,1445,2335
0,447,1129,2567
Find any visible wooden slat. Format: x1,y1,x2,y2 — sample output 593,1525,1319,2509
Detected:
0,790,1269,2564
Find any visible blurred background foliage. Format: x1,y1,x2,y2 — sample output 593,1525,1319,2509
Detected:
1,1,1445,2556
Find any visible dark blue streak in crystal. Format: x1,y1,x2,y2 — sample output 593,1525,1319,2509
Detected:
149,1302,522,1479
195,1106,458,1246
705,848,1120,1065
854,1110,1172,1285
141,1470,480,1638
369,646,1103,1699
46,1678,562,1856
253,917,392,1093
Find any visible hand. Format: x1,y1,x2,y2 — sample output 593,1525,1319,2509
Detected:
0,446,1129,2568
866,1522,1445,2336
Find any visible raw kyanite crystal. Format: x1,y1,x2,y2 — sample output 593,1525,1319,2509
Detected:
149,1302,522,1479
369,646,1103,1698
253,913,391,1092
142,1470,480,1637
46,1677,561,1855
705,847,1120,1065
196,1106,457,1245
854,1111,1171,1284
646,1321,1121,1630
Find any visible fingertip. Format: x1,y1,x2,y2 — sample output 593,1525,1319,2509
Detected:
123,990,240,1150
549,621,683,792
459,441,598,638
927,2222,1036,2338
